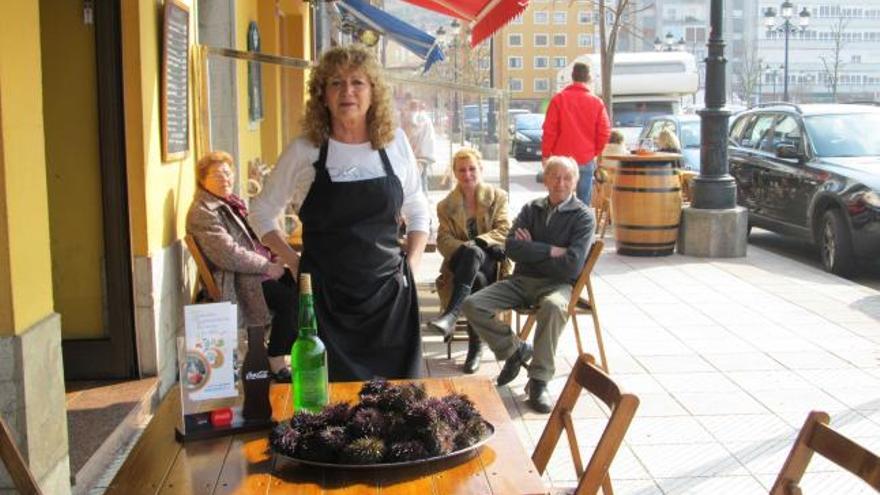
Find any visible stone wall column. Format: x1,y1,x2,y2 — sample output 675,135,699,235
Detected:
0,1,72,493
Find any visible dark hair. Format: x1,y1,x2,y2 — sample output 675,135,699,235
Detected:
572,62,590,83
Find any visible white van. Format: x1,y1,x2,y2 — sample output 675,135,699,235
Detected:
556,52,699,145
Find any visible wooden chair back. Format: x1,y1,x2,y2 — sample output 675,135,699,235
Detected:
592,158,613,239
678,170,697,204
0,417,43,495
517,240,609,371
184,234,222,302
532,353,639,495
771,410,880,494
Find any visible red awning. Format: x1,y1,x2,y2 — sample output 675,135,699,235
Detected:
401,0,529,47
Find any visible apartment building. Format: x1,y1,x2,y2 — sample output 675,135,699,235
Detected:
756,1,880,102
497,0,597,111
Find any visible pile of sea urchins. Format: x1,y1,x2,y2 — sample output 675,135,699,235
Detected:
270,379,490,465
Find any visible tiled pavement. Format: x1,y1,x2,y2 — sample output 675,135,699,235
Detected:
415,234,880,494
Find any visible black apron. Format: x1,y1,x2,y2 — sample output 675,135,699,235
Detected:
298,141,421,381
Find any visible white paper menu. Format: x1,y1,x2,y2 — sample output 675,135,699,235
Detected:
183,302,238,401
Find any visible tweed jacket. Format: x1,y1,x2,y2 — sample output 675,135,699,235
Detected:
186,188,272,328
435,183,512,308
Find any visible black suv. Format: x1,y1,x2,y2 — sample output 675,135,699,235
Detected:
728,103,880,276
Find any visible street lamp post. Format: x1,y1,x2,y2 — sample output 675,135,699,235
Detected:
679,0,748,258
654,32,686,52
449,19,461,138
764,64,783,101
757,62,763,105
763,1,810,102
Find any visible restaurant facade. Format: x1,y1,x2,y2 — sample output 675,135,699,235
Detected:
0,1,312,492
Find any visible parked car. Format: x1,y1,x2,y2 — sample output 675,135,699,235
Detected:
463,105,528,140
728,103,880,276
637,114,702,171
511,113,544,160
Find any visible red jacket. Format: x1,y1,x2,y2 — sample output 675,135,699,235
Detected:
542,84,611,165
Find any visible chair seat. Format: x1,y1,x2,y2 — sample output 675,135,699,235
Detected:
518,297,591,314
513,240,608,372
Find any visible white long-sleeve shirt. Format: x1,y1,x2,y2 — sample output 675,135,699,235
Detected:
248,128,430,239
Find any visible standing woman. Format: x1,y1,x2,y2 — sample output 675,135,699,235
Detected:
248,45,429,382
427,148,510,374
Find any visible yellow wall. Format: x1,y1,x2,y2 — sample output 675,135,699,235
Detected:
281,6,310,144
259,1,283,169
236,0,263,192
0,1,55,335
240,0,311,177
40,0,105,339
122,0,196,256
121,0,310,257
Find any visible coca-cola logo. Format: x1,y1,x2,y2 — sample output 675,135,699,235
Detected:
245,370,269,380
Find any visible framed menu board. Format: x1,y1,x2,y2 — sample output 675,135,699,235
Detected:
162,0,190,162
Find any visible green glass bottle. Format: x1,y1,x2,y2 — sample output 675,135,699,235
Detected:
291,273,328,412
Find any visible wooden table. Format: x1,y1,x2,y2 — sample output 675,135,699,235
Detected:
107,377,548,494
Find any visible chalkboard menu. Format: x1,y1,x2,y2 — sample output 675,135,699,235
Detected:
162,0,190,162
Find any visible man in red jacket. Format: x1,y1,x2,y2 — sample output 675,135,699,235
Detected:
542,62,611,205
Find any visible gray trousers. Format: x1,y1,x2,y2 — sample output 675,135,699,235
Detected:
462,275,572,382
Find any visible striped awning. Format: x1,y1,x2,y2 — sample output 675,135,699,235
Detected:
400,0,530,47
338,0,445,72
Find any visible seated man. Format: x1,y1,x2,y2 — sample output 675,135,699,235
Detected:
462,156,594,413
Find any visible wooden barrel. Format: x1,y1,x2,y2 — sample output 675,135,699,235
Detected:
610,157,682,256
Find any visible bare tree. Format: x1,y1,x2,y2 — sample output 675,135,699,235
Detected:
595,0,654,122
820,16,848,102
734,46,764,106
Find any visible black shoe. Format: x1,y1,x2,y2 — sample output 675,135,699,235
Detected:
496,342,533,387
427,312,458,341
525,379,553,414
271,367,292,383
463,332,483,375
428,283,472,341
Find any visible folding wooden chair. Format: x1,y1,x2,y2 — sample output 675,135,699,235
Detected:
678,170,698,205
0,417,43,495
592,160,613,240
532,353,639,495
516,240,609,372
184,234,221,303
771,410,880,494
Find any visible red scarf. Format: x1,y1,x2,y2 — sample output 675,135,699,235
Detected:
220,194,275,262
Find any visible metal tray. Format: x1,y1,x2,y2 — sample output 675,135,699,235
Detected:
270,420,494,470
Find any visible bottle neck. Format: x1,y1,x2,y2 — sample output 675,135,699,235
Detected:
298,292,317,336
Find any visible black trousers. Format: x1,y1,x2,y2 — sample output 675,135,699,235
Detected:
449,244,498,297
261,269,298,357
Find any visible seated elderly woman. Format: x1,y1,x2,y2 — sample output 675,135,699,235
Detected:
186,151,297,382
427,148,511,374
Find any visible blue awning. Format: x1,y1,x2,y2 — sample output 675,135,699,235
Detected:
337,0,445,72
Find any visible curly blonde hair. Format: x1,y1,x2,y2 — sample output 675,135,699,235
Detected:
302,45,396,149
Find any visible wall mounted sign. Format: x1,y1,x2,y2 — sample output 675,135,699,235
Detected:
247,21,263,124
162,0,190,162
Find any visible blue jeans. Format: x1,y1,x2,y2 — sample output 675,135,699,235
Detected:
577,160,595,205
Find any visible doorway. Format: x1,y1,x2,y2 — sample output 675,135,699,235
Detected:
40,0,141,485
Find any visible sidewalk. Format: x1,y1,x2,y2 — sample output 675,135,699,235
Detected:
415,217,880,494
